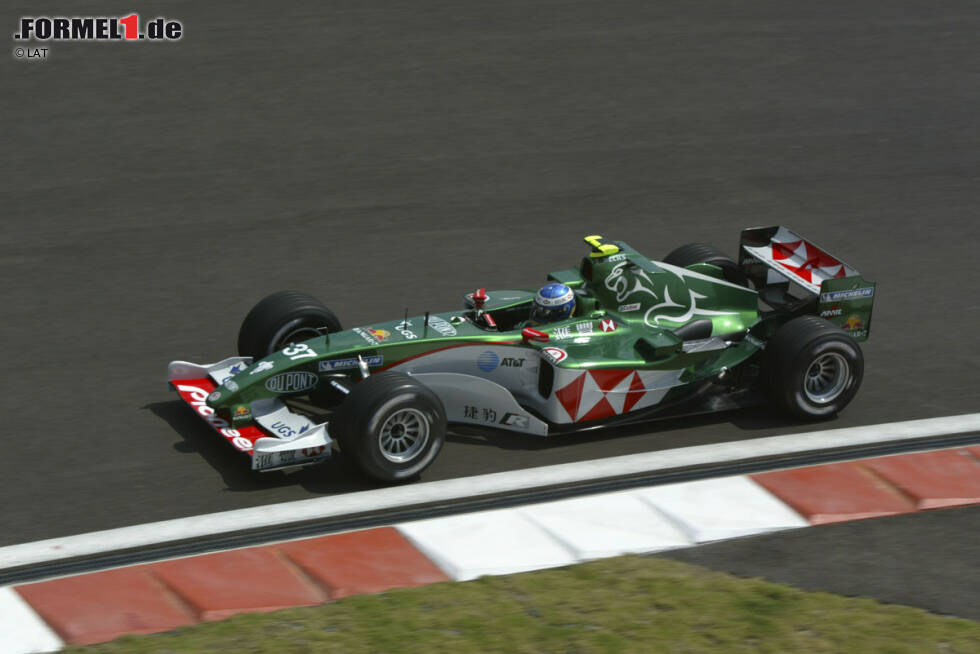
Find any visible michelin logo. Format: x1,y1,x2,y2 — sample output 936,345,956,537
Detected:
319,355,383,371
819,287,874,303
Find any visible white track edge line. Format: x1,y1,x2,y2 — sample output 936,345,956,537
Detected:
2,412,978,572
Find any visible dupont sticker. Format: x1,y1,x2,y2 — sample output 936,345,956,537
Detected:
427,315,457,337
265,371,318,393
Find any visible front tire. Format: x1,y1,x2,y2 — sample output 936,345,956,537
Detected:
335,372,446,482
765,316,864,419
237,291,342,360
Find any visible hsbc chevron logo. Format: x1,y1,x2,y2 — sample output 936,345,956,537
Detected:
554,368,684,422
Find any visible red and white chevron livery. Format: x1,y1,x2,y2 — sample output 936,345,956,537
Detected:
742,226,859,294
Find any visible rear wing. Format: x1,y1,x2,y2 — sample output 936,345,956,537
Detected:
739,226,876,341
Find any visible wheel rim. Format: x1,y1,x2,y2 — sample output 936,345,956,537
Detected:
378,408,430,463
803,352,850,404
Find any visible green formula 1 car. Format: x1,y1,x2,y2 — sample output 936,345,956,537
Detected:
168,226,875,482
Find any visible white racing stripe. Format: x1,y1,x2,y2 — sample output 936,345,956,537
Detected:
1,413,978,572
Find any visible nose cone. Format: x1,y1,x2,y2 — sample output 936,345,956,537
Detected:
206,379,243,410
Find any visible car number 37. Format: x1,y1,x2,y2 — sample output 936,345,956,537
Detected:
283,343,316,360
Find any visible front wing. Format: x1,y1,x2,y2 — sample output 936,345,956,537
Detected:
168,358,332,472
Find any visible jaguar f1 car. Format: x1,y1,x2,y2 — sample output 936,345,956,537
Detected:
168,227,875,482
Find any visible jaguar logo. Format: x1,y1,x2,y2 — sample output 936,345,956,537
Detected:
604,261,736,327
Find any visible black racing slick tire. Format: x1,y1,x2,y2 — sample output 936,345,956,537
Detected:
765,315,864,419
662,243,749,287
237,291,342,360
335,372,446,482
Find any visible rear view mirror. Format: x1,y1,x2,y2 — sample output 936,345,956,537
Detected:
522,327,549,343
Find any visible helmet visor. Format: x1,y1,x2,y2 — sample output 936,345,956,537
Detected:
530,303,573,325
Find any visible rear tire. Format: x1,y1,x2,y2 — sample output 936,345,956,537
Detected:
237,291,342,360
663,243,748,287
765,315,864,419
335,372,446,482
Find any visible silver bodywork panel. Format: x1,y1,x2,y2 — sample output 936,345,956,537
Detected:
411,372,549,436
390,343,688,428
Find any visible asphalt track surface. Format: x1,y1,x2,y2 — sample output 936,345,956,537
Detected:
2,0,978,616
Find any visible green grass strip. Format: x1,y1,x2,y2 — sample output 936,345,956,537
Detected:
70,556,980,653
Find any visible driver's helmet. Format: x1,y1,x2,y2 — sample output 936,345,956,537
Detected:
530,282,576,325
